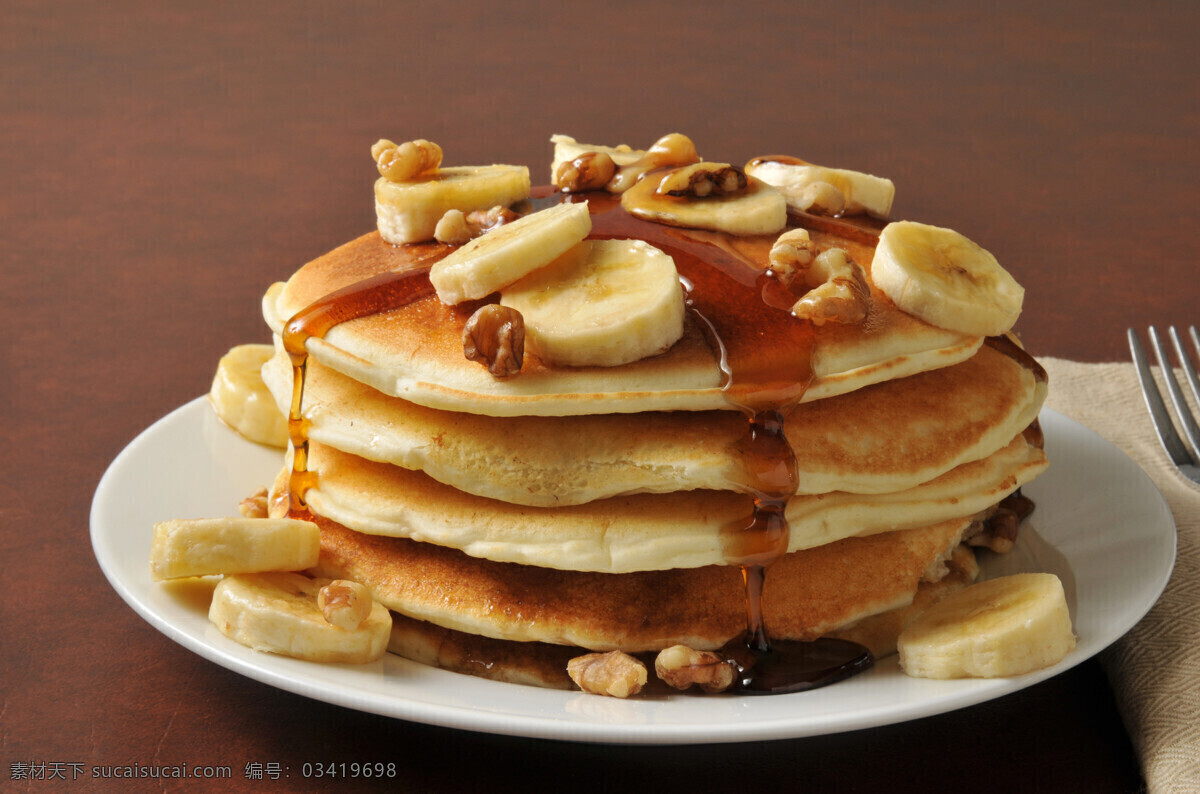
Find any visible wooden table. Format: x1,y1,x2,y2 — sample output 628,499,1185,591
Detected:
6,2,1196,790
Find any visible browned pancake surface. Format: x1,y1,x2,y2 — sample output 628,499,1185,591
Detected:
313,515,970,651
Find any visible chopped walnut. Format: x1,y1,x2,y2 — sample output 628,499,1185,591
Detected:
968,491,1033,554
238,487,269,518
654,645,736,693
435,209,473,245
435,206,520,245
463,304,525,377
317,580,373,630
769,228,820,283
555,151,617,193
655,162,748,198
769,230,869,326
465,205,519,232
606,133,701,193
795,180,846,216
372,138,443,182
567,650,648,698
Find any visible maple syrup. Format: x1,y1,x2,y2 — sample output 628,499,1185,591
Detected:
576,192,875,691
281,267,435,515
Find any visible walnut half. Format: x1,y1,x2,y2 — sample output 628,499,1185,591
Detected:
654,645,736,693
317,580,373,630
555,151,617,193
435,206,521,245
463,304,525,377
769,229,870,326
567,650,648,698
371,138,443,182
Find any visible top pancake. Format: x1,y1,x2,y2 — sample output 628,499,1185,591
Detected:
262,205,982,417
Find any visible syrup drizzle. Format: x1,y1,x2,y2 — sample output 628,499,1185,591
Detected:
582,192,873,691
282,267,435,515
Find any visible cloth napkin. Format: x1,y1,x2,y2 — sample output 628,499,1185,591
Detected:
1041,358,1200,793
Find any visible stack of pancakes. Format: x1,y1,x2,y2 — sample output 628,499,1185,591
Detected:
258,203,1048,689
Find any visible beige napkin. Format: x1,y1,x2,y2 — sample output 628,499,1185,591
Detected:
1041,358,1200,793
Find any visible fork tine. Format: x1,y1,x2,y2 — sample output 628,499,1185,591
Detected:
1156,326,1200,461
1179,325,1200,416
1128,327,1197,468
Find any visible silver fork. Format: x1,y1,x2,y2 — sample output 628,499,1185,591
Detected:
1128,325,1200,486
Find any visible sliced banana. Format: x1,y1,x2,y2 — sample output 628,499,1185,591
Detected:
745,157,895,218
374,164,530,244
872,220,1024,337
429,201,591,305
149,517,320,581
897,573,1075,679
620,172,787,236
208,344,288,448
209,572,391,664
500,238,685,367
550,134,647,182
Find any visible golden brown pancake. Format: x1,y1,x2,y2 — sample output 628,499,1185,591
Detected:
260,221,982,417
285,429,1045,573
309,514,974,652
261,340,1046,506
384,543,979,689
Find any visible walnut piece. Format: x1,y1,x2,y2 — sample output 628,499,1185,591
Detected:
463,304,525,377
769,229,869,326
968,491,1033,554
238,487,269,518
435,206,521,245
654,645,736,693
434,209,473,245
655,162,748,198
466,205,519,232
372,138,443,182
769,228,820,282
317,580,373,630
606,132,701,193
567,650,648,698
555,151,617,193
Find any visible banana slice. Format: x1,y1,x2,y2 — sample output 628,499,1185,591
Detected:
745,156,895,218
150,517,320,581
500,238,685,367
208,344,288,448
871,220,1024,337
620,172,787,236
897,573,1075,679
429,201,591,304
374,164,530,244
209,572,391,663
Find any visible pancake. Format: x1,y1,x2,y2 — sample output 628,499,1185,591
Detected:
384,543,979,689
284,428,1045,573
260,213,982,418
261,338,1046,506
309,514,974,652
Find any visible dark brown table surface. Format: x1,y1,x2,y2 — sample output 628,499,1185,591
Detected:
6,1,1198,790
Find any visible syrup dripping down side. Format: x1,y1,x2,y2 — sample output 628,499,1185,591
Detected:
281,267,435,516
587,193,873,692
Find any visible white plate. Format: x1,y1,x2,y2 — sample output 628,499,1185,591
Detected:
91,400,1175,744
